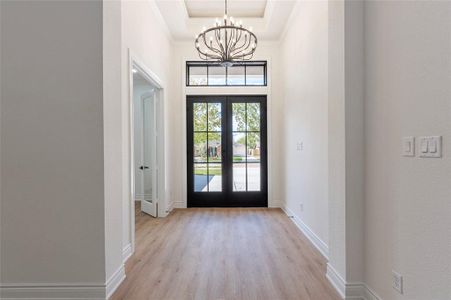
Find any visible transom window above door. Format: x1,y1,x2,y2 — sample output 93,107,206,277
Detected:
186,61,267,86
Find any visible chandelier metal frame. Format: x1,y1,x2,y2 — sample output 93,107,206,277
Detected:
194,0,258,66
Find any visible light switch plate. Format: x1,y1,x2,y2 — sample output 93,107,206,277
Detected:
296,141,303,151
419,136,442,158
402,137,415,157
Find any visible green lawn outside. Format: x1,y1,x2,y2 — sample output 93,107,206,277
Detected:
194,165,221,176
196,156,245,162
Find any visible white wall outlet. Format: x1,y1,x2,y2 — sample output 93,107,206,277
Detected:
402,136,415,157
419,136,442,158
299,203,304,212
392,271,403,294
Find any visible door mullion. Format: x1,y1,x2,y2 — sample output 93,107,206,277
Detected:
222,98,228,197
245,102,248,192
225,97,233,202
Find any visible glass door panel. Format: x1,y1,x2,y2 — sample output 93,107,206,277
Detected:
231,102,262,192
189,98,225,201
187,96,266,207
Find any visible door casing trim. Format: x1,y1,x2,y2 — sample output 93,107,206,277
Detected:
127,49,166,259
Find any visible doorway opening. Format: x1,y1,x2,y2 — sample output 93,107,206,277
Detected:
129,55,166,255
132,71,158,216
187,95,267,207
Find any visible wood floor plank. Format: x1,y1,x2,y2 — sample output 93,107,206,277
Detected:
111,206,340,300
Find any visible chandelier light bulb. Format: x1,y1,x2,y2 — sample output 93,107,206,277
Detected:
194,0,257,65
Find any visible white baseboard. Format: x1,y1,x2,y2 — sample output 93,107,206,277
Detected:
167,200,174,213
268,200,281,208
0,283,105,299
105,265,125,300
345,282,381,300
174,201,185,209
326,263,346,299
360,284,380,300
281,205,329,259
326,264,381,300
122,243,133,263
0,267,126,300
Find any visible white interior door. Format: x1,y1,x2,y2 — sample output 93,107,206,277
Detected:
140,93,157,217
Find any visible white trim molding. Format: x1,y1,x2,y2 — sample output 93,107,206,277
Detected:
166,200,175,213
174,201,186,209
122,243,133,263
127,48,167,256
281,205,329,259
326,263,346,299
0,283,105,300
362,285,381,300
345,282,381,300
134,194,144,201
105,265,125,300
0,265,126,300
326,264,381,300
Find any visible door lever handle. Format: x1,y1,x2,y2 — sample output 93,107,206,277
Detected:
139,166,150,170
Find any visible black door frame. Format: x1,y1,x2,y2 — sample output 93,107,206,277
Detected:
187,95,268,207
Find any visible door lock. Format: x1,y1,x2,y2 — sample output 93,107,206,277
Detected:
139,166,150,170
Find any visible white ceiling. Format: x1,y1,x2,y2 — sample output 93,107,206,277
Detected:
185,0,267,18
155,0,296,41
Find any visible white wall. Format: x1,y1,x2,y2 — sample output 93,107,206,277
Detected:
121,0,174,252
344,0,365,284
327,0,347,283
0,0,106,295
326,2,366,292
364,2,451,299
103,0,124,292
279,1,330,254
171,41,283,209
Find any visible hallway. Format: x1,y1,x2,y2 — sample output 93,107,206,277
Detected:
1,1,450,299
112,205,340,300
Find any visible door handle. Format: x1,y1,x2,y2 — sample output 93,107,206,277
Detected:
140,166,150,170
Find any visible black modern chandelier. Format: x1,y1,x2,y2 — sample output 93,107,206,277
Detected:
194,0,258,67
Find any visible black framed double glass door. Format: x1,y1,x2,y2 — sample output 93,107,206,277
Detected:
187,95,267,207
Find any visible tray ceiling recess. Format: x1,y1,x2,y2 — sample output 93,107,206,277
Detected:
185,0,267,18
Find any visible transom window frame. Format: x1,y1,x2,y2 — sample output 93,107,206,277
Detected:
186,61,268,87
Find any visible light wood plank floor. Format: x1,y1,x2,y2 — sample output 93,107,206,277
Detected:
111,205,340,300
